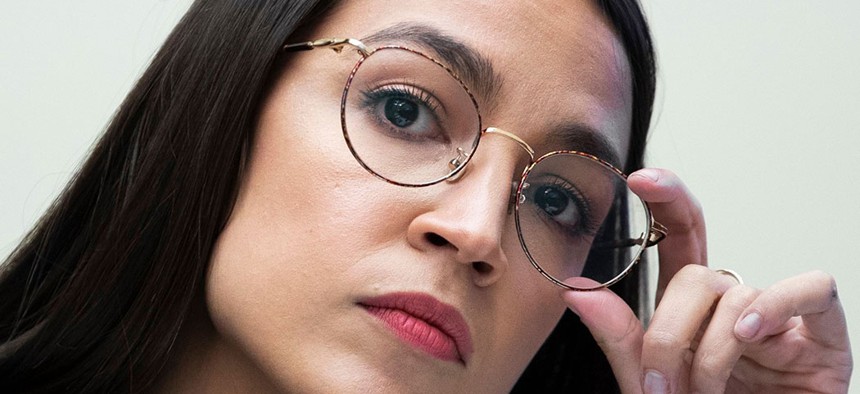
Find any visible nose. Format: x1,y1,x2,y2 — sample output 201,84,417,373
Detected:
406,139,521,287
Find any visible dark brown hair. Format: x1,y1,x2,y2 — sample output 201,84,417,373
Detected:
0,1,655,392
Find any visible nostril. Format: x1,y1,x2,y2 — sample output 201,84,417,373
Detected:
471,261,493,274
425,232,449,247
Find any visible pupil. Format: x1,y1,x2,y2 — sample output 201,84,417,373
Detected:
384,98,418,127
535,186,568,215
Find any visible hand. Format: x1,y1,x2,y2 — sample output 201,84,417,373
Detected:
562,169,853,393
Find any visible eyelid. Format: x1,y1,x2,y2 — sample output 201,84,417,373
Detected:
362,79,449,117
368,84,442,114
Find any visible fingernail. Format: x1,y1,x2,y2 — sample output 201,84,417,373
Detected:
735,312,762,339
643,370,668,394
633,169,660,182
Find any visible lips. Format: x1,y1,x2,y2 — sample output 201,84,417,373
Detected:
358,292,473,365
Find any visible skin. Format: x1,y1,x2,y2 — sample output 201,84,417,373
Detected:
570,170,853,393
154,0,852,393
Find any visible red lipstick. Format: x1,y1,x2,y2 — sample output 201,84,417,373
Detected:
359,292,473,365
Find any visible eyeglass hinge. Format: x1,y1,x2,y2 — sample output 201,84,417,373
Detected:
283,38,370,57
647,221,668,246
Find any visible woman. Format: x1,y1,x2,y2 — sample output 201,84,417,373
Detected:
0,0,851,392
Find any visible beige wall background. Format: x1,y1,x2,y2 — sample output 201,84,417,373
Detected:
643,3,859,388
1,1,857,387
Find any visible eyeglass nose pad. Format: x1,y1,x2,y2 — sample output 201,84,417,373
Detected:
508,181,528,214
519,183,528,204
445,147,470,182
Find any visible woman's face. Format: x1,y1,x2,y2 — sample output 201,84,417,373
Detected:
205,0,632,391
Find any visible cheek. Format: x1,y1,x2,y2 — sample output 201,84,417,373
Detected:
202,76,419,379
235,64,414,254
516,270,569,327
466,229,569,381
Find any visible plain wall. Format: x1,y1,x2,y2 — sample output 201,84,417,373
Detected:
1,1,857,388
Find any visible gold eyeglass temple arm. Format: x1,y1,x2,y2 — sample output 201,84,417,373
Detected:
283,38,370,57
594,221,667,249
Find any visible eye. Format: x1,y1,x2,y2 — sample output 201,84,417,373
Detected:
534,185,574,217
526,178,597,237
360,85,447,142
384,97,419,127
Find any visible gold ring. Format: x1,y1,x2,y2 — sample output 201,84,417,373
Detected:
715,269,744,285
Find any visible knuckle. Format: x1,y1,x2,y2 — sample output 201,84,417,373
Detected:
721,285,758,310
688,195,704,215
616,315,643,345
676,264,712,284
598,315,643,356
693,351,730,382
762,283,789,310
668,199,705,234
643,327,685,352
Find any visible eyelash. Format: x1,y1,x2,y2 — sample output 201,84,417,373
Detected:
358,84,447,142
363,84,441,113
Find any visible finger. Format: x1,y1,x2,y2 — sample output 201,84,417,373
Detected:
563,279,645,394
734,271,849,349
640,265,738,393
689,284,759,393
628,169,707,298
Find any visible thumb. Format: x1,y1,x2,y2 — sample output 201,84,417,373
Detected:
563,286,645,394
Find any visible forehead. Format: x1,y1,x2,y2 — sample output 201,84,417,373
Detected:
308,0,633,164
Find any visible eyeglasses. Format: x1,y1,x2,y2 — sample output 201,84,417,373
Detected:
283,38,667,290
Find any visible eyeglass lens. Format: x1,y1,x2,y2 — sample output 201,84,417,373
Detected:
343,47,651,288
516,153,650,288
342,47,480,186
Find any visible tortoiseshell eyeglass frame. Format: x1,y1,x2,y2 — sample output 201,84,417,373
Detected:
283,37,667,291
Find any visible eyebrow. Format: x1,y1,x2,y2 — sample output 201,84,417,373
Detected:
361,23,622,168
361,23,502,105
544,122,623,169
